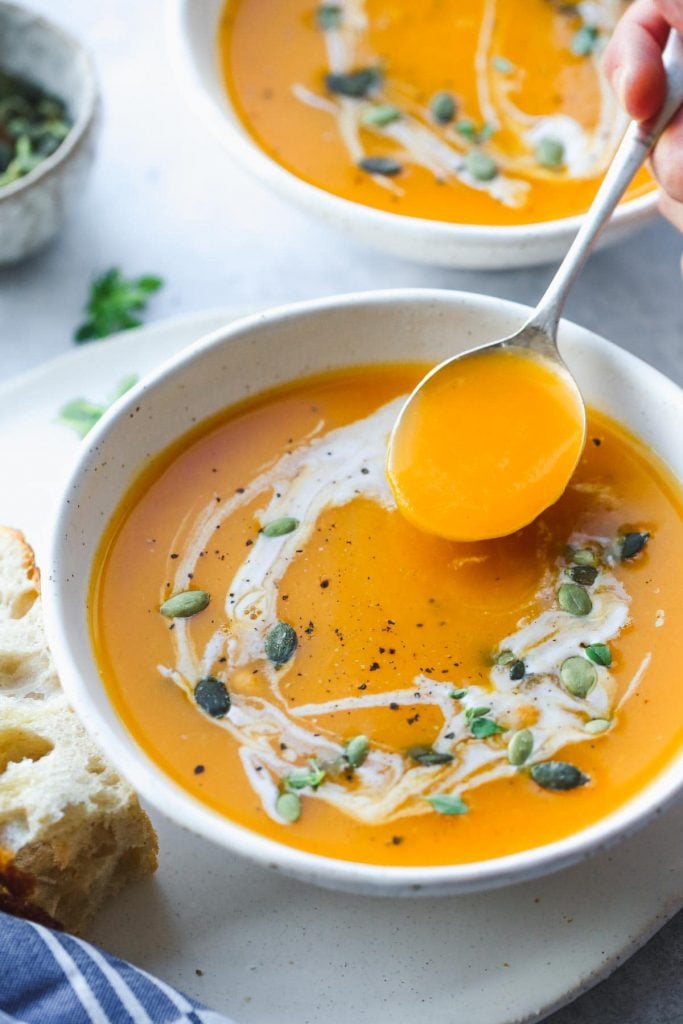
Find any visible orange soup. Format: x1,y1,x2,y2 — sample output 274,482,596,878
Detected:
91,365,683,866
218,0,654,226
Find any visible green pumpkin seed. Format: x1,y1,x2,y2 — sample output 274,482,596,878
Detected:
276,791,301,823
558,582,592,616
471,717,506,738
454,118,478,141
464,149,498,181
316,4,342,30
619,531,649,560
492,56,514,74
160,589,210,618
345,735,370,768
362,104,401,128
495,649,516,666
430,91,456,124
509,659,526,681
572,24,599,57
572,548,598,566
408,745,454,766
568,564,598,586
326,67,381,98
359,155,403,176
262,516,300,537
585,642,612,667
560,656,598,698
535,137,565,169
531,761,589,790
265,622,298,665
507,728,533,766
194,676,231,718
585,718,611,735
425,793,468,815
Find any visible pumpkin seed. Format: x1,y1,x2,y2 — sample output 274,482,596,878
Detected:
509,659,526,681
585,718,611,735
471,717,506,739
362,104,401,128
535,137,565,169
558,582,592,616
495,649,516,666
508,728,533,766
359,156,402,176
465,705,491,720
316,4,342,30
276,791,301,823
262,516,299,537
194,676,230,718
160,589,210,618
531,761,589,790
585,642,612,667
408,745,454,766
560,656,598,697
572,548,597,566
464,149,498,181
619,531,650,560
345,735,370,768
424,793,468,815
454,118,478,141
572,23,599,56
449,688,467,699
492,56,514,74
568,564,598,586
265,622,298,665
326,67,381,98
430,91,456,124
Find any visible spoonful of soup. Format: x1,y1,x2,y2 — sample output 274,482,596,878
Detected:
387,30,683,542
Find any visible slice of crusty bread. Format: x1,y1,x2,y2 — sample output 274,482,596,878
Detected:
0,527,157,933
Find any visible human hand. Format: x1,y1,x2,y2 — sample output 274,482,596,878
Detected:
604,0,683,231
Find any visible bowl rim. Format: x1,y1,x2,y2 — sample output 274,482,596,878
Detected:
43,288,683,895
0,0,98,203
166,0,659,246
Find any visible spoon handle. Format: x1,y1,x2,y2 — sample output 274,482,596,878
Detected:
528,29,683,340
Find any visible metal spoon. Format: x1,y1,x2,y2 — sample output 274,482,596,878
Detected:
388,30,683,540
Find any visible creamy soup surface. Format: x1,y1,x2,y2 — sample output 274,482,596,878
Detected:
219,0,654,225
91,365,683,866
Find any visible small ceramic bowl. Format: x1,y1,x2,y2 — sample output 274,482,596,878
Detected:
167,0,658,270
44,289,683,897
0,2,99,265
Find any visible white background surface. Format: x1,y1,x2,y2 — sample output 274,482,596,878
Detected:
0,2,681,1021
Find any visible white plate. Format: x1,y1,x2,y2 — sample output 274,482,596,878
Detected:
1,310,681,1024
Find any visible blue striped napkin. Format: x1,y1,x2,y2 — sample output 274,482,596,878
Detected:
0,912,235,1024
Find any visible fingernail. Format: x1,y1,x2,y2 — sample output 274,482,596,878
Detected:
613,67,627,105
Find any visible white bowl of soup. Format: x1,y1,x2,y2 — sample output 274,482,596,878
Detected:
167,0,658,269
44,290,683,896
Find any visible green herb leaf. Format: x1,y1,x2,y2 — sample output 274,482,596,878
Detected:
57,375,139,439
571,23,599,57
492,56,514,74
424,793,468,815
558,582,592,616
265,621,298,665
465,705,490,720
285,760,325,791
408,745,454,766
74,268,164,343
585,643,612,667
449,688,467,699
530,760,589,791
454,118,478,142
470,717,506,738
262,517,300,537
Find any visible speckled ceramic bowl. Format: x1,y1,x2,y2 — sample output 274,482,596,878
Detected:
44,289,683,896
167,0,658,270
0,2,99,264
